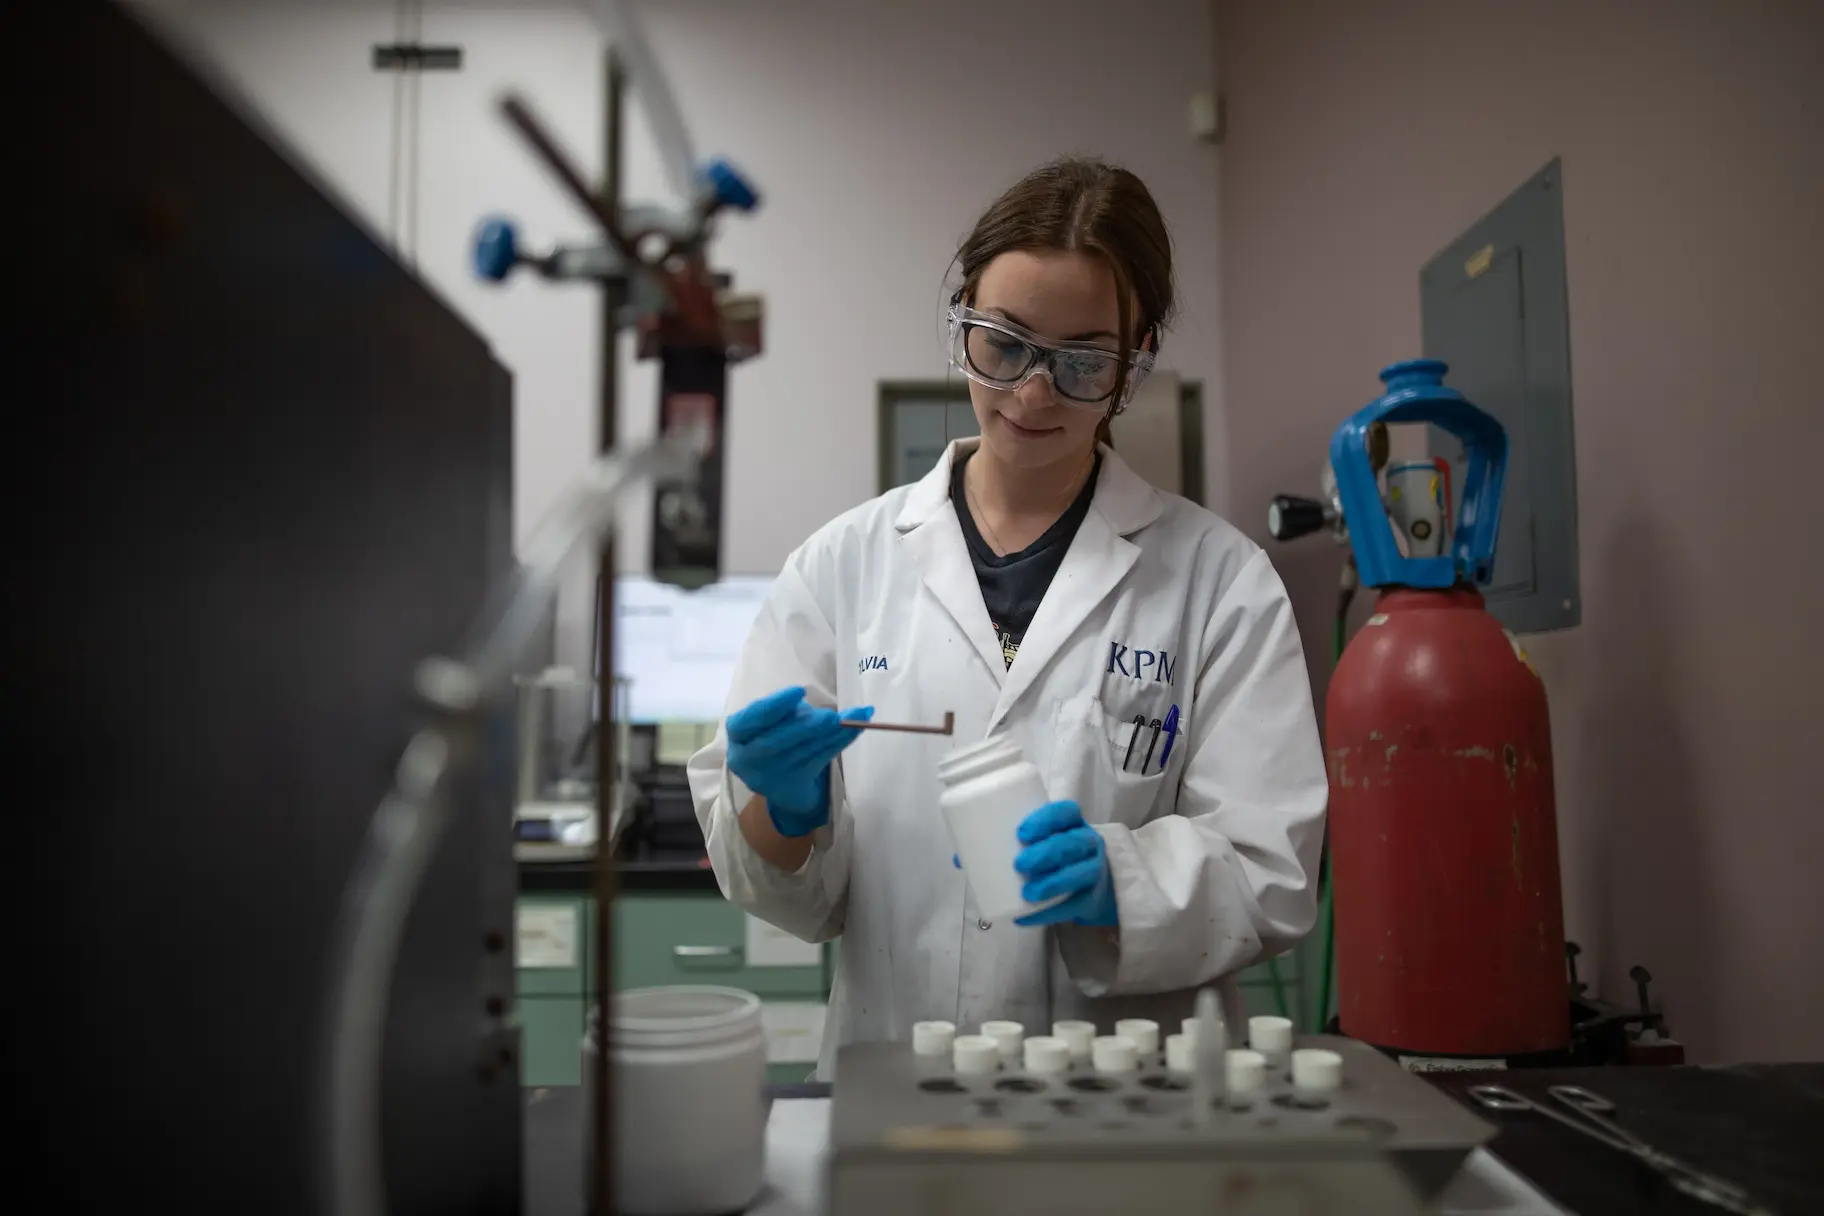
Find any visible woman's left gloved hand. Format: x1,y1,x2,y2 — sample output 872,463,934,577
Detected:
1010,800,1118,927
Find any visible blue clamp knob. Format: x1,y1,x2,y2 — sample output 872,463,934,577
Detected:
1329,359,1510,590
472,217,520,283
700,159,759,213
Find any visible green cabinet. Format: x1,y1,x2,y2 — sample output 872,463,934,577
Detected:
614,892,826,998
515,895,592,1086
520,995,587,1087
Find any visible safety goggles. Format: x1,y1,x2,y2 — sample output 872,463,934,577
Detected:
947,306,1154,411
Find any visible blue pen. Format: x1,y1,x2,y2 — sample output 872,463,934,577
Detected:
1157,705,1181,771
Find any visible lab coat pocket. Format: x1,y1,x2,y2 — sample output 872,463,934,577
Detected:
1103,709,1178,785
1049,695,1170,828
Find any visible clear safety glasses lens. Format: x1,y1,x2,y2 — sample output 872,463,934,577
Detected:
947,309,1150,408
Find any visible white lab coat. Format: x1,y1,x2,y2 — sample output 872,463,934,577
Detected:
688,439,1326,1078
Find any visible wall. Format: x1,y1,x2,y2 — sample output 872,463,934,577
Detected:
127,0,1227,672
1216,0,1824,1062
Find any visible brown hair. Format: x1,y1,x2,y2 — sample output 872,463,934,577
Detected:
951,157,1177,444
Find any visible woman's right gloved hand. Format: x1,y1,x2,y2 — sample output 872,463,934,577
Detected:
726,686,873,838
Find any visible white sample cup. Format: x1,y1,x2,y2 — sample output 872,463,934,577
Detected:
980,1019,1025,1060
1164,1033,1193,1073
1226,1048,1268,1095
1052,1019,1097,1062
938,737,1071,923
953,1035,999,1076
912,1021,956,1057
1114,1018,1160,1057
588,986,767,1216
1291,1047,1345,1093
1249,1015,1294,1056
1092,1035,1138,1074
1023,1036,1071,1075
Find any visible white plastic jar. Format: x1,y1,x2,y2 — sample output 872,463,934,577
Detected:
938,736,1067,923
582,985,767,1215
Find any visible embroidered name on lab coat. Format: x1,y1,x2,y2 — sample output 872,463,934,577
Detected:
858,655,890,674
1107,642,1176,685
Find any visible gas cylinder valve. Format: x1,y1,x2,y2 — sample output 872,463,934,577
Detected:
1266,423,1387,549
1266,494,1335,542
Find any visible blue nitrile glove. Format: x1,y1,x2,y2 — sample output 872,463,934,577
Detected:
1011,800,1118,927
725,686,873,838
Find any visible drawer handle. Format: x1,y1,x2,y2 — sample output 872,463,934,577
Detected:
673,945,740,960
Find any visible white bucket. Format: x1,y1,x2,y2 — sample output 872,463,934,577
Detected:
582,985,767,1215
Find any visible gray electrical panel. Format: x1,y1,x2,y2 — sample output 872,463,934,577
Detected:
879,382,980,491
1422,159,1579,633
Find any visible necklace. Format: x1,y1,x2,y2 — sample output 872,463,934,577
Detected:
963,449,1095,557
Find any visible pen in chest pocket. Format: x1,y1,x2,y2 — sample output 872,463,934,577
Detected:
1158,704,1181,768
1123,715,1147,770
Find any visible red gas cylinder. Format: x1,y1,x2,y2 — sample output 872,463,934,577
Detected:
1327,586,1568,1057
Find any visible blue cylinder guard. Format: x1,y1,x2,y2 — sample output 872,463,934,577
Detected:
1329,360,1509,590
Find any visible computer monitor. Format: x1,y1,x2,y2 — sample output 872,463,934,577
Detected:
596,574,774,724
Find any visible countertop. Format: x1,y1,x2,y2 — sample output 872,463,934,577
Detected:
1425,1063,1824,1215
524,1064,1824,1216
518,854,720,895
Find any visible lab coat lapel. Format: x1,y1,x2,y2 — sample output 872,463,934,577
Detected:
989,448,1163,733
896,442,1006,687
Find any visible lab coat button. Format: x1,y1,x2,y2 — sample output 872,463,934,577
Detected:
978,919,992,930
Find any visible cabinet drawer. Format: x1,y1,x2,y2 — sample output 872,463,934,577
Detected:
614,892,826,999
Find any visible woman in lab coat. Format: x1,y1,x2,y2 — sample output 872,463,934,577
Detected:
688,157,1327,1078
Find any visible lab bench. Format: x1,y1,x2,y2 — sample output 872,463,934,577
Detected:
525,1064,1824,1216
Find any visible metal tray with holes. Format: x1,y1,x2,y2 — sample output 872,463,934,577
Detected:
828,1034,1495,1204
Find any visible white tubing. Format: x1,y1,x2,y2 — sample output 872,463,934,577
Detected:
318,434,702,1216
581,0,698,202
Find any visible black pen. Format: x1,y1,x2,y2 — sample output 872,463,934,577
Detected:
1123,714,1147,771
1141,717,1164,772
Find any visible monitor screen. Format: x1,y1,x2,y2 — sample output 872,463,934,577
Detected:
597,574,774,724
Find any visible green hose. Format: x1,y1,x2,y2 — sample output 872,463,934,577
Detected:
1315,855,1335,1033
1265,956,1291,1019
1270,584,1354,1028
1311,610,1347,1033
